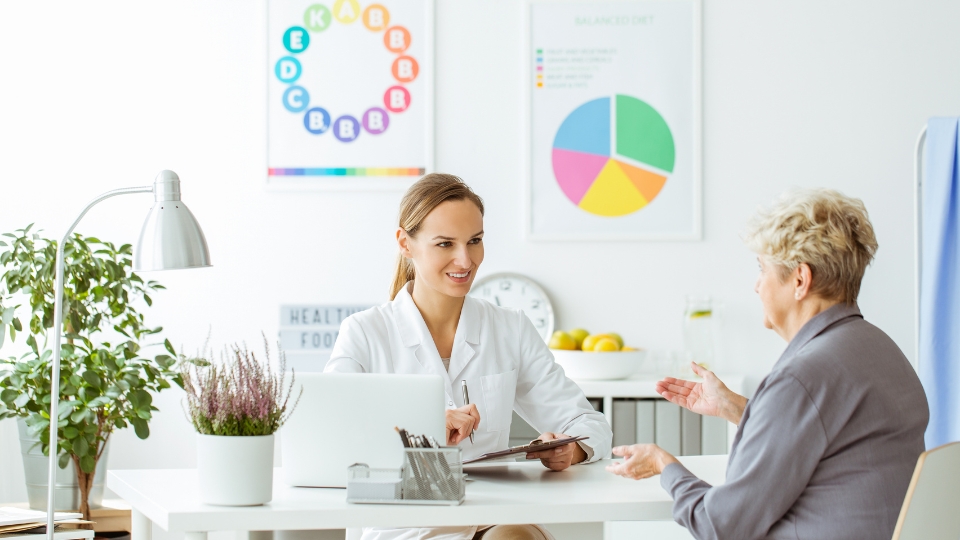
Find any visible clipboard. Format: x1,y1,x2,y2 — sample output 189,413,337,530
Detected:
462,436,589,464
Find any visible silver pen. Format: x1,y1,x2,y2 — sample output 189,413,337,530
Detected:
461,380,475,444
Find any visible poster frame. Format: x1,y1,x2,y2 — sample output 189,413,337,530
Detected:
522,0,702,241
264,0,435,192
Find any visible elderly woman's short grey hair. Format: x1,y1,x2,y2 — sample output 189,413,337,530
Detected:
744,189,878,304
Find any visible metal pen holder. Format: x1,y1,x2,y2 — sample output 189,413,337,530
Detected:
346,447,464,505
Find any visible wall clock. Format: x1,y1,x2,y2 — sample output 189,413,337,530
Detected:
469,272,555,342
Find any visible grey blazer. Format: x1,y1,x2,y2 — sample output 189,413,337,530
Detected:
661,303,928,540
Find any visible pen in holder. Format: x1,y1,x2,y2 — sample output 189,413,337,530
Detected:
401,447,463,503
346,447,464,505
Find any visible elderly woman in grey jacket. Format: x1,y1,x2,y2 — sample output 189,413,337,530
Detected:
606,189,929,540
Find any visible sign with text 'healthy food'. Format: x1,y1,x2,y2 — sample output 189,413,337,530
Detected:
279,304,371,350
279,304,373,371
267,0,433,189
528,1,701,240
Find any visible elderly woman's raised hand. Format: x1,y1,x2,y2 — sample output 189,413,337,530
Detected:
656,363,748,425
605,444,679,480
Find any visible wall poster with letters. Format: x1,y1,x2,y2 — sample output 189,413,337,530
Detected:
267,0,434,190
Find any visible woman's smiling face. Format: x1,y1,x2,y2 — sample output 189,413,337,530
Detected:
399,198,484,299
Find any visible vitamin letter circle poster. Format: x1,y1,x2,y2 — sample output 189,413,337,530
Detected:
528,1,701,239
268,0,433,189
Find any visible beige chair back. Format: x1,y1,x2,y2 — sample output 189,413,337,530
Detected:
891,441,960,540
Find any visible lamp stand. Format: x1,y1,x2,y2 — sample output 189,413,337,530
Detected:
46,186,152,538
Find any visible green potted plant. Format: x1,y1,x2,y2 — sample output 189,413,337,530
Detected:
181,337,300,506
0,225,180,520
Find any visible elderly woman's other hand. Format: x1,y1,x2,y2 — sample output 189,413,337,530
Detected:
656,362,749,425
606,444,679,480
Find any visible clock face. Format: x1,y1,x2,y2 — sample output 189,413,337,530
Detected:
469,273,555,342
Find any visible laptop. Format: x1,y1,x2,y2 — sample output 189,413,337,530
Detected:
280,373,446,488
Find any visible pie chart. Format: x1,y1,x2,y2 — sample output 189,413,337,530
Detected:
552,95,675,217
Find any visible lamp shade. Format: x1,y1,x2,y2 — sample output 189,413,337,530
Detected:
134,170,212,271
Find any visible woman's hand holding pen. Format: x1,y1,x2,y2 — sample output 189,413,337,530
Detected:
445,404,480,445
527,432,587,471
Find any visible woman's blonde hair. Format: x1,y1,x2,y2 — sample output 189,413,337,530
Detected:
389,173,485,300
743,188,878,304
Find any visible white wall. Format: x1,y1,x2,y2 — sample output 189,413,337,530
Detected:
2,0,959,506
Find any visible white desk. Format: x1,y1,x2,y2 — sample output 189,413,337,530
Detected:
108,456,726,540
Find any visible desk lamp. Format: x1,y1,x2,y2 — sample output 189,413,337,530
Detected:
44,170,211,539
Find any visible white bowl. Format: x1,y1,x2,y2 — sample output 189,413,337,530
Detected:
551,349,646,380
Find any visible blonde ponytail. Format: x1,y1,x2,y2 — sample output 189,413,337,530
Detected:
389,173,484,300
389,255,417,300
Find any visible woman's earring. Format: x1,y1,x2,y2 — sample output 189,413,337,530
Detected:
795,293,801,300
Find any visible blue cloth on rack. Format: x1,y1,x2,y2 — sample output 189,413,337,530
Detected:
920,117,960,449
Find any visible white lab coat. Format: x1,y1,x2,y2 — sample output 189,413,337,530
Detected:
325,282,612,540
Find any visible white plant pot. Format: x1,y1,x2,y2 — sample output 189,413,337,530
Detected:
197,433,274,506
18,418,110,510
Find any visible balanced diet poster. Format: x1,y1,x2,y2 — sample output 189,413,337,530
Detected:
529,1,701,240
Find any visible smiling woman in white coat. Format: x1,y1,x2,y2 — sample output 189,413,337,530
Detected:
325,173,612,540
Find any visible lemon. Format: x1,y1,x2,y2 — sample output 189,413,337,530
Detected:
594,338,620,352
621,346,637,351
568,328,590,350
548,331,577,351
581,334,604,352
606,333,625,348
580,334,617,351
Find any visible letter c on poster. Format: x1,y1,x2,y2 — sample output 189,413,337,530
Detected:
283,86,309,112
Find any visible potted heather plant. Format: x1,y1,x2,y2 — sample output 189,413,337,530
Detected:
181,336,301,506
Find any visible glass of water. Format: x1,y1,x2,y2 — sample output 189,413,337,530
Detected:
683,295,716,373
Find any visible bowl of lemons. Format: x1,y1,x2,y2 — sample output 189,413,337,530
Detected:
548,329,645,380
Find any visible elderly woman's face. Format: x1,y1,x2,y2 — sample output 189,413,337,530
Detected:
755,257,796,334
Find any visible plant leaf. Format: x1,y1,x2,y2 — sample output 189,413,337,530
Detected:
82,371,101,389
57,400,74,418
0,389,17,404
132,418,149,439
70,407,87,423
13,393,28,408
